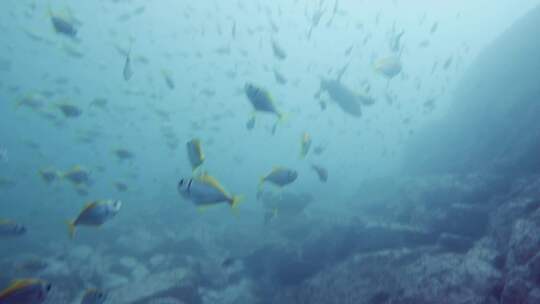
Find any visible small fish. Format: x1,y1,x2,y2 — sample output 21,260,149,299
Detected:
39,168,58,184
61,165,90,186
114,149,134,160
81,289,107,304
246,116,255,130
177,173,242,208
0,220,27,237
123,48,133,81
0,279,51,304
260,167,298,188
162,70,175,90
222,257,237,268
374,57,402,79
313,145,325,155
231,21,236,39
271,40,287,60
0,148,7,162
186,139,205,171
56,102,82,118
67,200,122,239
49,11,77,38
114,182,128,192
300,132,312,158
15,93,47,110
244,83,284,120
90,98,108,109
430,22,438,34
311,164,328,182
273,68,287,85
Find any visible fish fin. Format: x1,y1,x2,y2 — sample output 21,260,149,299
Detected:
258,177,265,190
67,221,76,239
229,195,244,209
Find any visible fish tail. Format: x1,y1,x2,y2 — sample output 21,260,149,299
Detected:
67,221,76,239
229,195,244,209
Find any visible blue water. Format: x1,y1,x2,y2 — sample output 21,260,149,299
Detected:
1,1,540,303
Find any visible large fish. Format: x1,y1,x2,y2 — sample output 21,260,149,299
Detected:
260,167,298,188
67,200,122,239
177,173,242,208
0,279,51,304
317,78,374,117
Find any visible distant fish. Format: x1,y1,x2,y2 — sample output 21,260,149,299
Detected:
186,139,205,171
311,164,328,182
39,168,59,184
430,22,439,34
390,30,405,53
222,257,237,268
273,68,287,85
114,182,128,192
245,116,256,130
56,102,82,118
443,56,453,70
231,21,236,39
161,70,175,90
114,148,134,160
313,145,325,155
0,279,51,304
81,288,107,304
90,98,108,109
374,57,402,79
300,132,312,158
260,167,298,188
67,200,122,239
61,165,91,186
49,9,77,38
317,78,363,117
271,40,287,60
177,173,242,208
123,47,133,81
0,147,7,162
0,219,27,237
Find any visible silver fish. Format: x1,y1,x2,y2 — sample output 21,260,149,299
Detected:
68,200,122,239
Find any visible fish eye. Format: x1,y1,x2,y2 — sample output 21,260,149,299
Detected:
45,283,52,291
98,292,104,298
179,179,184,186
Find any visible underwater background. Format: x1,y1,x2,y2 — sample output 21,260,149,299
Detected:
2,0,540,303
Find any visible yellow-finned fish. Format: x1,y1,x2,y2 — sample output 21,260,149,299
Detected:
260,167,298,188
67,200,122,239
186,139,205,171
244,83,284,120
374,56,402,79
0,278,51,304
300,132,312,158
81,288,107,304
177,173,242,208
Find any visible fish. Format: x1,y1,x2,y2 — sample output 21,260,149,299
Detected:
390,30,405,53
0,220,27,237
273,68,287,85
162,70,175,90
271,40,287,60
67,200,122,239
90,98,108,109
246,116,256,130
317,78,363,117
244,83,284,120
260,167,298,188
186,139,205,171
177,173,242,208
231,21,236,39
430,22,438,34
49,10,77,38
123,47,133,81
311,164,328,182
300,132,312,158
0,279,51,304
114,182,128,192
60,165,90,186
15,93,47,110
313,145,325,155
114,149,134,160
56,102,82,118
0,147,7,162
374,57,402,79
81,289,107,304
39,168,59,184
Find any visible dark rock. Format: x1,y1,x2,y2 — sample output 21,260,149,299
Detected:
501,277,531,304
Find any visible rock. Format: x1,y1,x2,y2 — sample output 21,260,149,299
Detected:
501,277,531,304
507,219,540,267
